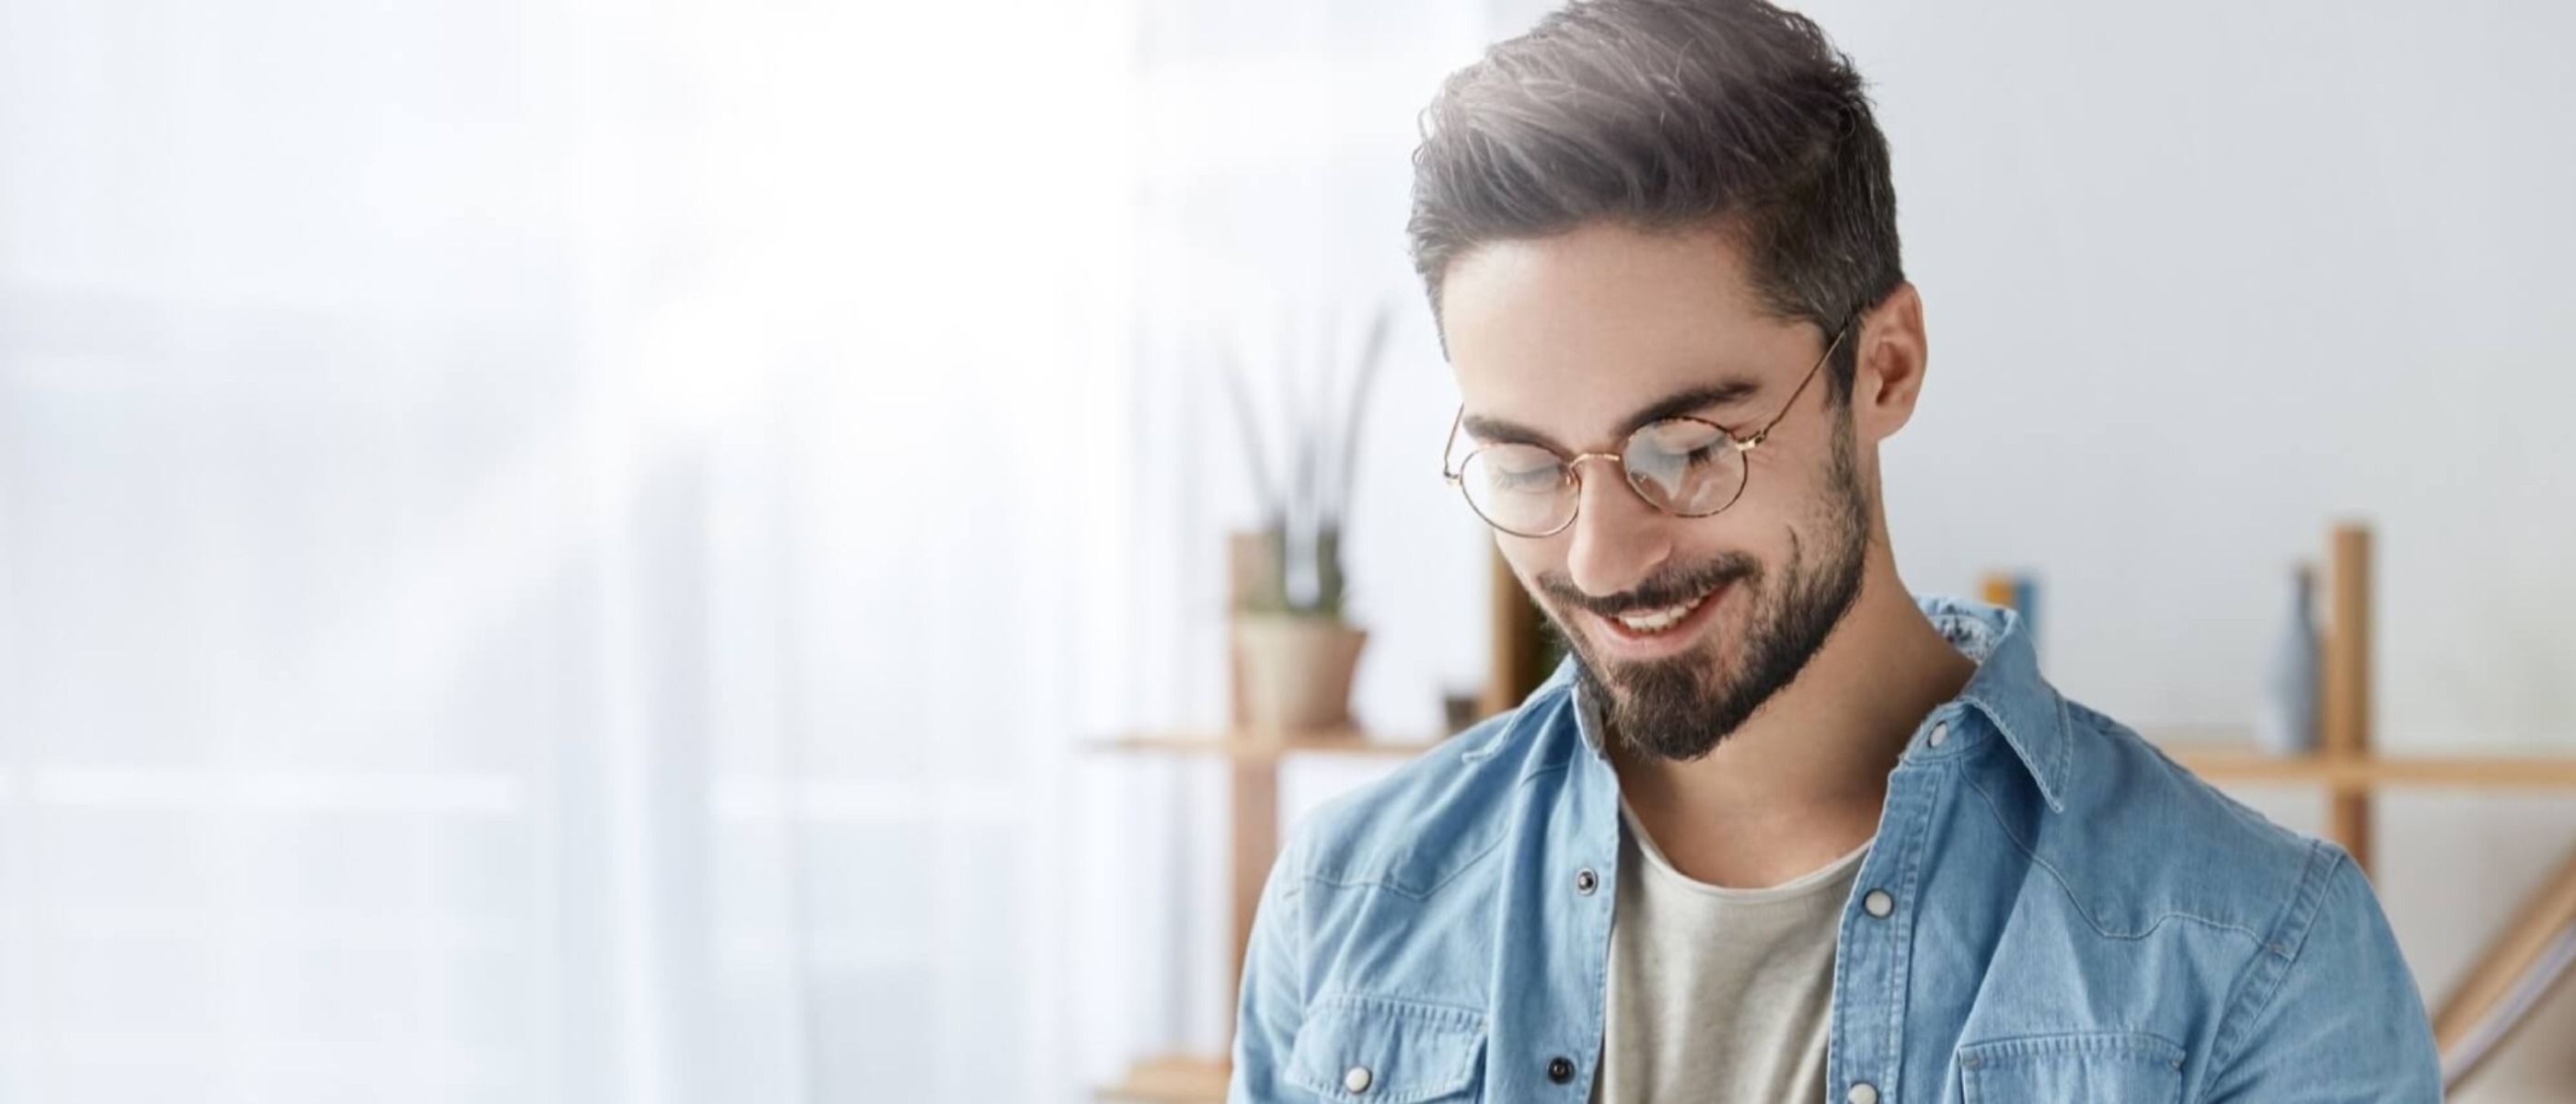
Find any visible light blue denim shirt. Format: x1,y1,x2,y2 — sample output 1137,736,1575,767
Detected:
1230,597,2439,1103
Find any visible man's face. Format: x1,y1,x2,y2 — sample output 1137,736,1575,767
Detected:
1441,223,1874,762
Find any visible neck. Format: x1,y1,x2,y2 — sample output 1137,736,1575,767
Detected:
1607,560,1976,888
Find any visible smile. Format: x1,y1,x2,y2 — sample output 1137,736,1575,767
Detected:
1614,590,1712,633
1589,581,1733,661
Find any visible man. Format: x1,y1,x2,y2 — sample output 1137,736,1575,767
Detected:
1229,1,2441,1101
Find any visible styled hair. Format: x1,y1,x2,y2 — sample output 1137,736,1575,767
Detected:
1407,0,1900,397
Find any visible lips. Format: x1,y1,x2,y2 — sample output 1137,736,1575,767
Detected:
1613,590,1712,633
1589,581,1731,660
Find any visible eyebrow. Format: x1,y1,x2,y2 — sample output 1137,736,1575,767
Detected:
1461,378,1767,454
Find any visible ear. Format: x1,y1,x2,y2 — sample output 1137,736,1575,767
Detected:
1849,282,1928,446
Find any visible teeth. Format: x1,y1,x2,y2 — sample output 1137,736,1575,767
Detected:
1615,591,1711,633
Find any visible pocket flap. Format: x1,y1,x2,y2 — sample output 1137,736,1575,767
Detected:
1285,995,1486,1103
1959,1030,2186,1104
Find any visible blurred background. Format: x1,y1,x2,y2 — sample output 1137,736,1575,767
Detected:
2,0,2572,1100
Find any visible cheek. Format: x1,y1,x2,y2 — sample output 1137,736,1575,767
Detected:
1681,503,1797,568
1496,536,1563,593
1742,443,1825,506
1734,447,1854,544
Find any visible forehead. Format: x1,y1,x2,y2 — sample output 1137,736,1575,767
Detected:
1439,223,1808,443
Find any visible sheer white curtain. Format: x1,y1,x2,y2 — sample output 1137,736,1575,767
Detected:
0,0,1136,1101
0,0,1530,1098
1069,0,1513,1082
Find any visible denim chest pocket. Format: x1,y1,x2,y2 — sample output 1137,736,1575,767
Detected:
1958,1031,2186,1104
1285,995,1487,1104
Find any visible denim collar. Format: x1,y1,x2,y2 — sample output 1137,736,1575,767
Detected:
1920,595,2072,811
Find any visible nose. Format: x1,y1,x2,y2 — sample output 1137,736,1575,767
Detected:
1561,457,1674,602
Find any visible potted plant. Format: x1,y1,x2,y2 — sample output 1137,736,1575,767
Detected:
1223,304,1391,733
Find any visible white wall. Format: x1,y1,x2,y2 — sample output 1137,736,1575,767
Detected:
1288,1,2576,1098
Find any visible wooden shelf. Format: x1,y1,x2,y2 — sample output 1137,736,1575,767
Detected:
2161,744,2576,790
1096,1052,1228,1103
1095,730,1450,762
1101,729,2576,787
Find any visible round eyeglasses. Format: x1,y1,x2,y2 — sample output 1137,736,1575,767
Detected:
1440,322,1850,538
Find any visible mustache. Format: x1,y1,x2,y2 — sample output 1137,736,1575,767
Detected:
1534,554,1759,617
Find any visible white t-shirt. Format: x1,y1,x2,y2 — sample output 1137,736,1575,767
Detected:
1592,802,1871,1104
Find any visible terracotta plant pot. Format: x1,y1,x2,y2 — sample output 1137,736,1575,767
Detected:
1231,615,1369,732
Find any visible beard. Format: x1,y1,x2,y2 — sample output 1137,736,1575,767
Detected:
1537,415,1873,763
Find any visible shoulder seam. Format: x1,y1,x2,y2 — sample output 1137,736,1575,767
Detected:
1959,767,2268,944
1294,824,1509,900
2202,841,2347,1083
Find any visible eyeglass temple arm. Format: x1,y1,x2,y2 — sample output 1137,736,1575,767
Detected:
1441,406,1464,481
1739,320,1852,449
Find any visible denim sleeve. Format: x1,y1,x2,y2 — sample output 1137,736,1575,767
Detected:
1228,837,1307,1103
2201,848,2442,1102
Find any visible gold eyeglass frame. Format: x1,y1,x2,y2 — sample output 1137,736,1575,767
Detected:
1440,320,1853,538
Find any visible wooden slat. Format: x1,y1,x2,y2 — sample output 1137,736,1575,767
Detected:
1097,1052,1230,1103
2163,748,2576,789
2433,843,2576,1092
1483,544,1543,719
1226,759,1276,1053
1226,530,1271,728
2321,523,2374,875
